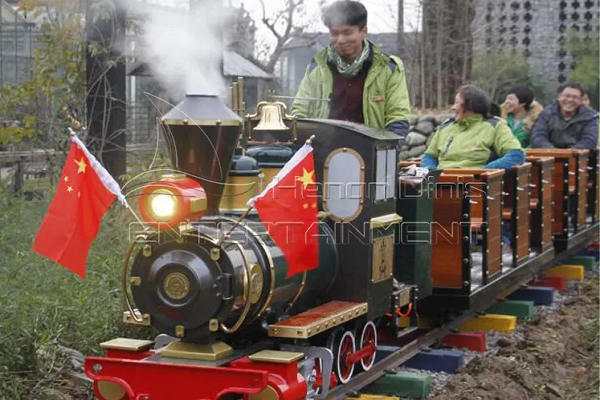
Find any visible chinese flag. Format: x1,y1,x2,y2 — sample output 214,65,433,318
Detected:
248,144,319,278
32,136,127,278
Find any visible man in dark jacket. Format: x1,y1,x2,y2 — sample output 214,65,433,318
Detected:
531,82,598,149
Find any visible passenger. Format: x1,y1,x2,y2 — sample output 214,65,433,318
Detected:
530,82,599,149
500,85,544,148
291,0,411,145
421,85,525,171
582,89,591,108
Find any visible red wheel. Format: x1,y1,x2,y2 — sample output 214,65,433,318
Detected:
359,321,378,371
333,330,356,384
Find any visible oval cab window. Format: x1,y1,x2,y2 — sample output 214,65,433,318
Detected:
324,148,364,222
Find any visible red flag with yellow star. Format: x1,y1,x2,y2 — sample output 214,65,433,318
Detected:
248,143,319,278
32,135,127,278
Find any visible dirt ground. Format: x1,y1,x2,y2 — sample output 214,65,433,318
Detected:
430,275,599,400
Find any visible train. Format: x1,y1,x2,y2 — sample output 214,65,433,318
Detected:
83,81,599,400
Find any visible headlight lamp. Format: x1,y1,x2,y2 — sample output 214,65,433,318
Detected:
139,174,207,229
150,191,177,220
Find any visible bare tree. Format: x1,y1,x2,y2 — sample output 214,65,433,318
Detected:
86,0,127,182
418,0,475,109
397,0,404,51
251,0,324,74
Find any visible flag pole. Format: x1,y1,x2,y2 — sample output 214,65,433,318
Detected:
217,206,253,246
68,127,150,232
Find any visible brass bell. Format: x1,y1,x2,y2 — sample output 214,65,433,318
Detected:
254,102,289,131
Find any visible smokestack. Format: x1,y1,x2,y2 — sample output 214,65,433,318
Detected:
161,95,242,215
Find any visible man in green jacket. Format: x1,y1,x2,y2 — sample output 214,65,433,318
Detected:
291,0,411,144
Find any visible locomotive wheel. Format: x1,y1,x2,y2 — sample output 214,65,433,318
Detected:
333,330,356,384
359,321,378,371
311,358,323,394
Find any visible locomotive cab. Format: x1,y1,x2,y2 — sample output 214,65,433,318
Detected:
294,119,417,321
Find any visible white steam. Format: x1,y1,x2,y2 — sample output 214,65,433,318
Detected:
132,1,230,98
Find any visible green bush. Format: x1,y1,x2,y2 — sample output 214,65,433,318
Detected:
472,50,549,105
0,185,155,399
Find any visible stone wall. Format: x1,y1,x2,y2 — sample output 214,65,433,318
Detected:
473,0,600,93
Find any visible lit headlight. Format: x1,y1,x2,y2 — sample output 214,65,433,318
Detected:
151,192,177,219
139,174,207,229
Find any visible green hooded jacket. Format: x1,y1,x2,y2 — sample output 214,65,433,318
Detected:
291,41,411,139
424,114,523,169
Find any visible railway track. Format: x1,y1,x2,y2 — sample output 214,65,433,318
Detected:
326,223,598,400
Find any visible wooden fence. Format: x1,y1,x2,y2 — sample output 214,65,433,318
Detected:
0,144,162,197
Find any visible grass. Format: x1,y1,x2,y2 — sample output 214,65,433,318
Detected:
0,185,156,399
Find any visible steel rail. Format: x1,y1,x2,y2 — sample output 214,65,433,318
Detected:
326,223,598,400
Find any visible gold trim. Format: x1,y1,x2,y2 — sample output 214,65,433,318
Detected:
220,175,260,212
142,244,152,257
190,197,208,214
260,167,282,191
130,277,141,286
317,211,333,220
246,101,297,143
323,147,365,223
123,310,151,326
97,381,127,400
123,239,145,324
209,319,220,332
182,230,220,245
221,217,276,317
372,235,394,283
398,287,411,307
160,118,243,127
175,325,185,338
161,173,187,181
100,338,154,352
220,242,253,334
161,341,234,361
248,386,279,400
249,350,305,364
249,264,264,305
370,213,403,230
284,271,307,313
268,303,368,339
163,272,190,300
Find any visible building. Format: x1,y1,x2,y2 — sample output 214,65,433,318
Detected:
0,0,35,87
473,0,600,93
126,2,273,143
126,52,274,143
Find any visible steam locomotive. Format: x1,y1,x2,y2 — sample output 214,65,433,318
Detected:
84,81,599,400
